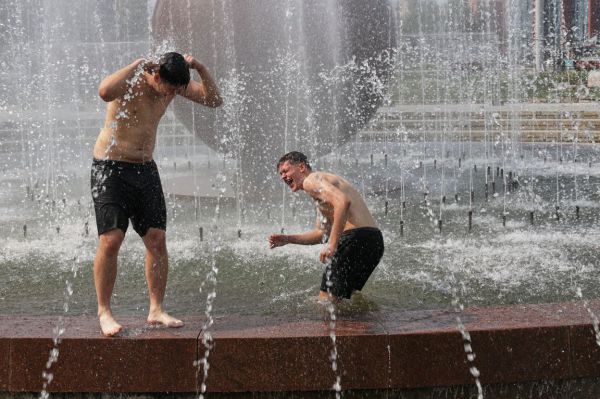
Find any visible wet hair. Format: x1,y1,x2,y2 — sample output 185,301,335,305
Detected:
158,52,190,87
277,151,311,170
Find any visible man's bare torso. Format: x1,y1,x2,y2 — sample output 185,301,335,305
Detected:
93,73,174,162
305,172,377,232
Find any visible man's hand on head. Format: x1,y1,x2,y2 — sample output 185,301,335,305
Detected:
139,58,158,73
184,54,201,70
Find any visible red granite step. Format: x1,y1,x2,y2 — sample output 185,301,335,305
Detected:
1,300,599,393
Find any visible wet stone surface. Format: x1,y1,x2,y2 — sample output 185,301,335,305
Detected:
1,300,600,393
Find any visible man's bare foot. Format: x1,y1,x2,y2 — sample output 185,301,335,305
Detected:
318,290,341,303
147,310,184,328
99,310,123,337
318,290,330,301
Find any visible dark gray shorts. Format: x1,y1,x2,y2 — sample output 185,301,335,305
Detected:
91,158,166,237
321,227,384,299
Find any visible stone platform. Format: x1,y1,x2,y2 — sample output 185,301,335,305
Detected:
1,300,600,394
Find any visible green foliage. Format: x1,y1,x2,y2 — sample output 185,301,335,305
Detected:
524,70,599,101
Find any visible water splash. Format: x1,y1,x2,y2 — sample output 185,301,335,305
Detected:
452,293,484,399
194,172,228,399
322,260,342,399
39,224,86,399
576,287,600,347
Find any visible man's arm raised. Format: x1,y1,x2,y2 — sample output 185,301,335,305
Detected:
98,58,146,102
181,54,223,107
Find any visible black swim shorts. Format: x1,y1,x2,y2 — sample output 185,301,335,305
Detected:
91,158,166,237
320,227,384,299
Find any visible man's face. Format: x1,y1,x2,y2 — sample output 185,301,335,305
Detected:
157,81,185,96
278,161,304,192
152,74,185,96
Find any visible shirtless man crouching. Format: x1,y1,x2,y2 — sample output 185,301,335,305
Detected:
91,52,222,336
268,151,384,300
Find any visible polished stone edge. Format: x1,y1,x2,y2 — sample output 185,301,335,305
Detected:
1,300,600,393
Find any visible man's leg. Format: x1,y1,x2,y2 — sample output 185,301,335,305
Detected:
142,227,183,327
320,257,350,301
94,229,125,336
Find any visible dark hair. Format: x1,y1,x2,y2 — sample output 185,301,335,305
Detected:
277,151,311,170
158,52,190,87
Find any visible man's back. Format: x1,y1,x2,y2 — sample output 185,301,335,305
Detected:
304,171,377,232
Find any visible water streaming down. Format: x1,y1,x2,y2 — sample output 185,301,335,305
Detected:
152,0,394,195
3,1,600,396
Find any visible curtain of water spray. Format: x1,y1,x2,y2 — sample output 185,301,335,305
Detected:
207,2,240,226
208,0,221,178
417,0,428,202
279,0,298,232
9,1,31,195
528,116,536,223
455,1,466,199
35,2,90,395
320,6,345,392
396,14,405,227
321,243,342,398
505,0,514,223
184,0,199,205
438,3,455,229
509,0,526,215
37,2,59,389
193,0,263,392
289,0,310,227
39,2,58,204
433,10,442,182
206,0,219,173
556,114,563,218
481,1,492,206
38,1,153,390
39,230,87,399
394,16,405,220
194,222,222,399
573,117,579,207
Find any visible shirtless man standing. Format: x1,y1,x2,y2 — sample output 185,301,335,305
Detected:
268,151,384,300
91,52,222,336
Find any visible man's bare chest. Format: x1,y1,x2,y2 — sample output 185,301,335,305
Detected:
122,95,169,120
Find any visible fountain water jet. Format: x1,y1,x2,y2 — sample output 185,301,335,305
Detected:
151,0,396,198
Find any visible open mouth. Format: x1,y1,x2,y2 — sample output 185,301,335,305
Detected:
284,177,293,187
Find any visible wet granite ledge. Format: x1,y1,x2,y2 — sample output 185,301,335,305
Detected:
1,300,600,393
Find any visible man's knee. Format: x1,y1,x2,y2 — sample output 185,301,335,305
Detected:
99,229,125,256
144,228,167,255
